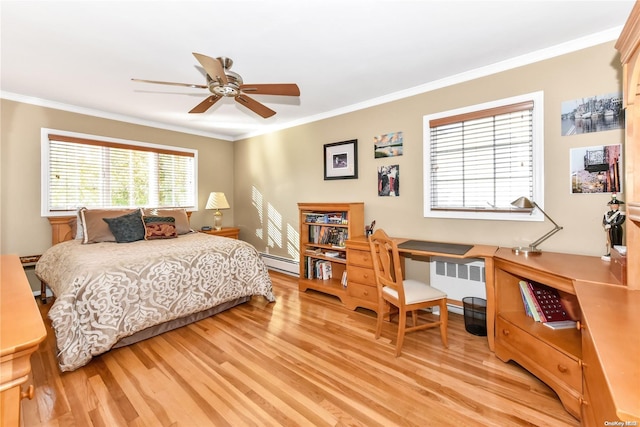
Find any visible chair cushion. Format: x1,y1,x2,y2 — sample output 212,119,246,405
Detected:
383,279,447,304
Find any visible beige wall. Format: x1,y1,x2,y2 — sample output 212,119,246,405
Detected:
0,100,233,260
0,41,626,291
234,41,626,262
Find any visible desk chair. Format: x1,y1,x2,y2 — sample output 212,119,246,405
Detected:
368,229,448,356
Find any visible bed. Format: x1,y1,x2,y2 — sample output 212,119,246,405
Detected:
36,208,275,372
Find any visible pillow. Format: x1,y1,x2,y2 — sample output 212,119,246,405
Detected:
103,210,146,243
144,216,178,240
80,208,138,244
71,207,84,240
142,208,192,235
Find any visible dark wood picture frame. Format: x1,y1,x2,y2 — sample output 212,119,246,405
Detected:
324,139,358,180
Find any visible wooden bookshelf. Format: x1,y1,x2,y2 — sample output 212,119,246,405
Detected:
298,202,364,307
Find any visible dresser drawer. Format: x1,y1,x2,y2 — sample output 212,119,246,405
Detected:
347,249,373,268
347,282,378,303
347,265,376,286
496,316,581,392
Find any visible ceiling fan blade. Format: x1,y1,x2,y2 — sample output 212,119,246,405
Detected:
239,83,300,96
235,95,276,118
189,95,222,114
192,52,228,86
131,78,207,89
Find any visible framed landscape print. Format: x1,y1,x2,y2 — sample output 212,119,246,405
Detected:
374,132,403,158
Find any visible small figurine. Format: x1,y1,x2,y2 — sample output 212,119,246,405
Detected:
601,194,625,261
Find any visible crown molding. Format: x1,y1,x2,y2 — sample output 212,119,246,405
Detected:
2,26,623,142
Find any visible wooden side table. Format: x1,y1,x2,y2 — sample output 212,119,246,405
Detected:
19,255,48,303
199,227,240,239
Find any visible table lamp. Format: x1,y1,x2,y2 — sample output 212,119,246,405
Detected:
206,192,230,230
511,196,563,255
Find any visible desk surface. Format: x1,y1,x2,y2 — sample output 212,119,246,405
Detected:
349,235,498,259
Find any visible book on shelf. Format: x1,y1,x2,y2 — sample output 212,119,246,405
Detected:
309,226,348,246
518,281,541,321
341,270,348,287
304,212,348,225
318,260,332,280
518,280,573,323
543,320,577,330
305,258,332,280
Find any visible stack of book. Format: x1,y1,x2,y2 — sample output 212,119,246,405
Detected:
305,212,348,224
304,258,333,280
309,226,348,247
518,280,577,329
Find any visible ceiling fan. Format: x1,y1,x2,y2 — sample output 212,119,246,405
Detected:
132,53,300,118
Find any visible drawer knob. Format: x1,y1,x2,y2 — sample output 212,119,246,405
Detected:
363,274,369,279
502,329,510,336
557,364,568,373
363,290,369,296
21,384,34,400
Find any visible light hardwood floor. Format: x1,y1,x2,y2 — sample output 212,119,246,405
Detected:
22,271,579,427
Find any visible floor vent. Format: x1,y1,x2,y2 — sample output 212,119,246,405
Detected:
261,253,299,276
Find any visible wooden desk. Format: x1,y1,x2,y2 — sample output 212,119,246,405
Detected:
345,236,498,350
1,255,47,427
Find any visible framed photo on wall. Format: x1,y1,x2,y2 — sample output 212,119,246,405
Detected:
324,139,358,180
570,144,622,193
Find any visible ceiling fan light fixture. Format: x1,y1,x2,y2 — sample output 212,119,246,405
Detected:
133,53,299,118
207,72,242,97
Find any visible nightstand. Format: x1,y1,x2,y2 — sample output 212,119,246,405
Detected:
19,255,48,303
199,227,240,239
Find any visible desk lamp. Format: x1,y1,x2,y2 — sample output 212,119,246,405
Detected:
206,192,230,230
511,196,563,255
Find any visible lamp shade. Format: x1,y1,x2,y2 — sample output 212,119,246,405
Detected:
511,196,535,209
206,192,230,210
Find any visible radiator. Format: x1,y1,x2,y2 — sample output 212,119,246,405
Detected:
261,253,299,276
430,256,486,315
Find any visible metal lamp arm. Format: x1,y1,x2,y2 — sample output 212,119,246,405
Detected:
530,202,563,249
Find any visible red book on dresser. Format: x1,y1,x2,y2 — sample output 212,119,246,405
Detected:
526,281,572,322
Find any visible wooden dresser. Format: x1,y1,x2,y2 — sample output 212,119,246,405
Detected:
575,281,639,425
616,0,640,286
0,255,47,427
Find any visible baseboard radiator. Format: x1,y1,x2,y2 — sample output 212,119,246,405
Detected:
430,256,486,315
261,253,299,276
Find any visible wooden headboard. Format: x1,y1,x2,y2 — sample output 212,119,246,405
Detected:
47,211,193,246
48,216,75,246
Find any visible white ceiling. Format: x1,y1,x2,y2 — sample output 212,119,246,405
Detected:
1,1,635,141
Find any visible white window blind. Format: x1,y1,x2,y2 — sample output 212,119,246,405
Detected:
424,92,544,221
42,130,197,215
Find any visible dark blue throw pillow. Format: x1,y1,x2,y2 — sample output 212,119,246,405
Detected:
103,209,145,243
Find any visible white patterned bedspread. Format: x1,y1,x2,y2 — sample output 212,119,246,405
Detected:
36,232,275,371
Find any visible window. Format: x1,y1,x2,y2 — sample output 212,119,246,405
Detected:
423,91,544,221
41,129,197,216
